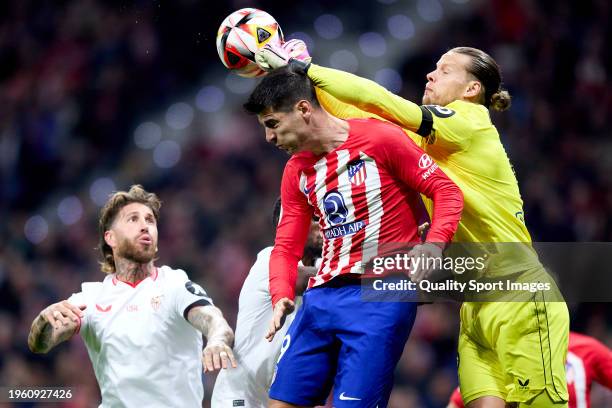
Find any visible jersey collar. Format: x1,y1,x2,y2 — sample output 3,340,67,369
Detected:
112,267,159,287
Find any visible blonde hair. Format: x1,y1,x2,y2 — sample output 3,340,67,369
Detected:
98,185,161,274
451,46,511,112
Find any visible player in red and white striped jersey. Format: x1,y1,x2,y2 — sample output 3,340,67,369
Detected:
448,332,612,408
244,66,463,407
269,117,460,296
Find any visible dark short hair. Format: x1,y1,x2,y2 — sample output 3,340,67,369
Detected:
244,66,320,115
451,46,511,112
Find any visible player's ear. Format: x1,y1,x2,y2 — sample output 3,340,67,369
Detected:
104,230,117,249
296,100,312,120
464,80,482,100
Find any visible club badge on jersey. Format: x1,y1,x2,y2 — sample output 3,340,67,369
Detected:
348,159,367,186
150,295,163,311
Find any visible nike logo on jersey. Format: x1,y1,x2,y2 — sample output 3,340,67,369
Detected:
96,304,112,312
339,392,361,401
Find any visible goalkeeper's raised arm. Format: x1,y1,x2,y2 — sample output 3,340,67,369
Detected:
255,41,427,135
307,64,426,133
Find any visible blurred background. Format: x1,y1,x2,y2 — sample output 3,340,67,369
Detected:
0,0,610,406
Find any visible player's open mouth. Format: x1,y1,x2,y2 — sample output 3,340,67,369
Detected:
138,235,152,244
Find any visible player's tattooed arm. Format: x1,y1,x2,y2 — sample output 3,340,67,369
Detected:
28,301,85,353
187,305,237,372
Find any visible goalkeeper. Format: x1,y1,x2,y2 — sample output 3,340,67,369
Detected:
256,42,569,408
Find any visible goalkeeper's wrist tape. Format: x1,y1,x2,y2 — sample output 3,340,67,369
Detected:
289,58,311,75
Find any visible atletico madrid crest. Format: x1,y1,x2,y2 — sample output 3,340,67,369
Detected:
348,160,367,186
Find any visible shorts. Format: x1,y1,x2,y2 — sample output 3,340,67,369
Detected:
269,279,417,407
458,288,569,405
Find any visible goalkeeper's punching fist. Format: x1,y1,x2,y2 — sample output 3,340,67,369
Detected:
255,39,311,73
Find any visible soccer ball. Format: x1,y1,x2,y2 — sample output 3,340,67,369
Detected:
216,8,284,78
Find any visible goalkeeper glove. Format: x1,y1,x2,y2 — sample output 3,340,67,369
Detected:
284,39,311,63
255,39,311,74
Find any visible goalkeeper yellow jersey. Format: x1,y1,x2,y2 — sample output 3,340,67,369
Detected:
310,64,540,275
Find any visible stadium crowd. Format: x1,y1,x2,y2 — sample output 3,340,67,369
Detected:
0,0,610,406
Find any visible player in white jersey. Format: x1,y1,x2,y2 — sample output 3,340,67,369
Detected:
28,185,237,408
212,198,322,408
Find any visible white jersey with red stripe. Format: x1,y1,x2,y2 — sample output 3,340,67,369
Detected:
67,266,212,408
269,118,463,305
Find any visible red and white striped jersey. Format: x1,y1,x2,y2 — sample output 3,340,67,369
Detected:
566,332,612,408
269,118,463,305
450,332,612,408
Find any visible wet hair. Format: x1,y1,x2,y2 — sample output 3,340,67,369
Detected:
244,65,320,115
451,46,511,112
98,185,161,274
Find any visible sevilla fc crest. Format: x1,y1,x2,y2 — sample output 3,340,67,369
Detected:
150,295,164,311
348,160,367,186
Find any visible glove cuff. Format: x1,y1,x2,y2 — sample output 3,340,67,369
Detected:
288,58,311,75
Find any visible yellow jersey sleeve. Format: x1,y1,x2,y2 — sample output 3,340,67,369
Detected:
308,64,424,132
421,101,481,152
314,88,382,121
